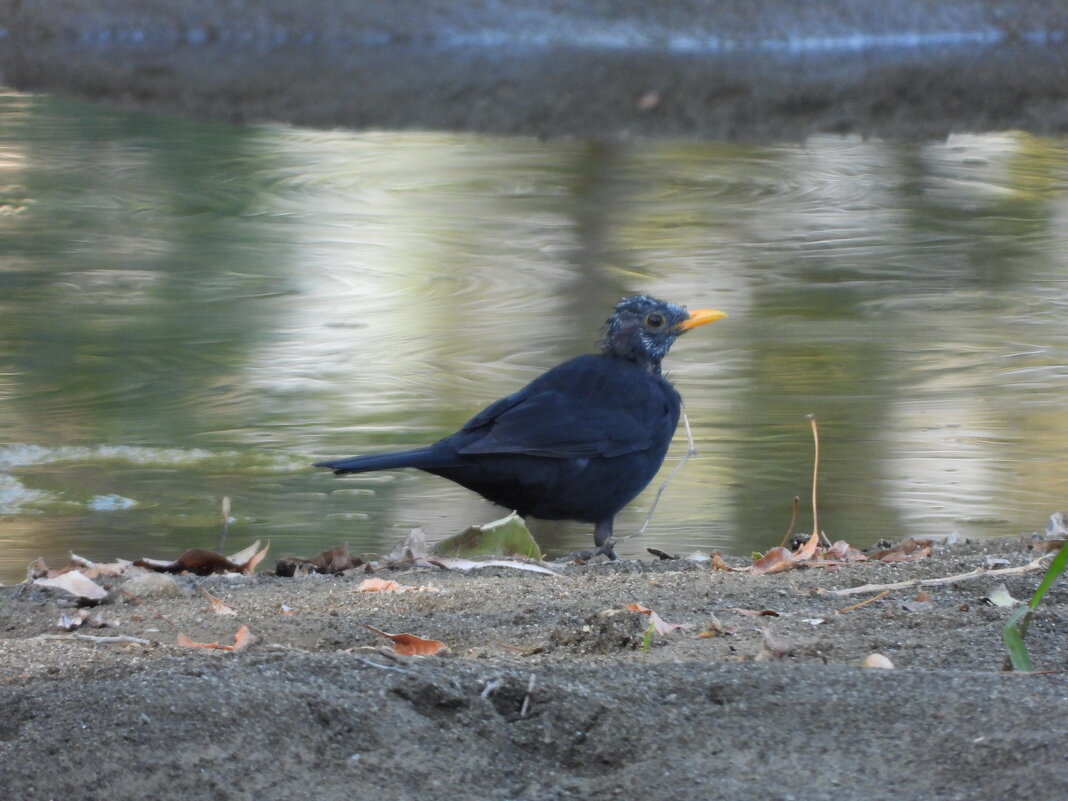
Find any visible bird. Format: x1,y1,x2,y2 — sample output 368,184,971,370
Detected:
315,295,725,559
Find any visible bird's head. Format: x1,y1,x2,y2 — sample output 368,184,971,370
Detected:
599,295,726,373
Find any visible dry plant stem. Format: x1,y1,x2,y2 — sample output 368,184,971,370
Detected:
836,589,890,613
636,410,697,538
520,673,537,718
779,496,800,549
33,633,151,645
806,414,832,547
828,555,1053,597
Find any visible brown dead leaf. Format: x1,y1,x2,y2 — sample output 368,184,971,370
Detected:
623,603,692,635
823,540,868,562
877,546,932,563
177,624,255,651
365,625,450,656
710,552,746,572
356,578,440,594
276,543,364,577
136,541,269,576
870,538,933,562
794,530,821,561
750,546,798,575
731,608,780,617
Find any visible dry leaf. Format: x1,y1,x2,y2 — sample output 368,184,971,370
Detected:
177,624,255,651
135,541,268,576
871,539,933,562
34,571,108,601
750,547,798,576
983,582,1020,608
710,552,743,571
365,625,450,656
201,589,237,615
623,603,691,635
731,608,781,617
794,530,821,561
276,543,364,577
824,540,868,562
356,578,439,593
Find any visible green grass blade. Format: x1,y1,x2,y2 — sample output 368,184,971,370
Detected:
1002,606,1034,672
1028,543,1068,610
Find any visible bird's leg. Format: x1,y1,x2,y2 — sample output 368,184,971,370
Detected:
635,410,697,537
553,519,618,562
593,518,618,561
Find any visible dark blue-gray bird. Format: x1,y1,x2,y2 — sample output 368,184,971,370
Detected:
315,295,725,559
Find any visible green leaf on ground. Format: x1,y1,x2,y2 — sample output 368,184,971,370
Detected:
431,512,542,559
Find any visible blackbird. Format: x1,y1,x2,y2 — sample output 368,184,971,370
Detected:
315,295,725,559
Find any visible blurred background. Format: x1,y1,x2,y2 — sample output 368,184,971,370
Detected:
2,90,1067,581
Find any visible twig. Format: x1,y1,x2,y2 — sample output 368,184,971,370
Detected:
806,415,832,547
836,589,890,613
827,555,1053,597
352,656,415,675
218,496,231,551
519,673,536,718
779,496,800,549
32,633,151,645
636,410,697,537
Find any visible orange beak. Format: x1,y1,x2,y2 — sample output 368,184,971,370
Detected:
676,308,727,332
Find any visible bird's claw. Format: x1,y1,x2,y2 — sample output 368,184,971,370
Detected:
554,538,618,563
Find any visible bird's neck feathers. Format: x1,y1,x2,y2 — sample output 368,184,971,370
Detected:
599,329,668,374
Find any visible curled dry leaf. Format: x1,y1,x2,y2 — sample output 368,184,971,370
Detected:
365,625,450,657
750,547,798,576
356,578,440,593
623,603,692,635
177,624,255,652
135,540,269,576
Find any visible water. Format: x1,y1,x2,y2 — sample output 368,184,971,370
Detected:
2,91,1067,582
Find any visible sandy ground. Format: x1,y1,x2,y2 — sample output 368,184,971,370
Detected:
2,536,1067,800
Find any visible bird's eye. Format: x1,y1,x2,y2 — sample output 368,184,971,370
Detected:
644,313,665,329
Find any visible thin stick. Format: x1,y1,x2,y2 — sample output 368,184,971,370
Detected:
636,411,697,537
519,673,537,718
806,414,820,539
32,633,151,645
827,555,1053,597
836,589,890,614
218,496,231,551
779,496,800,549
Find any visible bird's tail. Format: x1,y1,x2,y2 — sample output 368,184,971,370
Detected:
314,446,453,475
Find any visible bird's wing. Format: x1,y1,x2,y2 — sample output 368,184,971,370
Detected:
457,388,657,458
454,355,678,459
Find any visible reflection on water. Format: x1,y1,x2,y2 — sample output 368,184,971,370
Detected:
2,91,1068,581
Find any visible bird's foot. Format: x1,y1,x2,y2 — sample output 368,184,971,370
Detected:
554,538,618,563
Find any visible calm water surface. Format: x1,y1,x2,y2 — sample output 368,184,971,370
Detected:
2,91,1068,581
